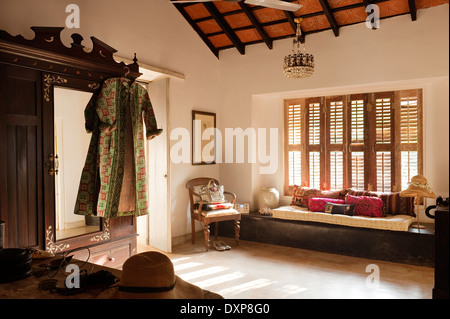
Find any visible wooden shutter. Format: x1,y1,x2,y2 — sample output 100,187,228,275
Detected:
330,151,344,190
284,89,422,195
306,98,323,188
400,96,419,144
375,96,392,144
348,95,366,190
376,151,391,192
373,92,394,192
308,101,321,145
351,151,365,190
396,89,422,190
351,98,365,144
284,99,304,194
326,96,345,190
288,151,301,186
401,150,418,189
288,102,301,145
309,152,321,189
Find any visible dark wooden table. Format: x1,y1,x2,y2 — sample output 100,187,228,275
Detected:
0,256,122,299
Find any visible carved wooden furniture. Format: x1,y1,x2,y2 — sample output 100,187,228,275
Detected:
186,177,241,251
0,26,141,268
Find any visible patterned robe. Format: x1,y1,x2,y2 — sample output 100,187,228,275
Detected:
74,77,162,218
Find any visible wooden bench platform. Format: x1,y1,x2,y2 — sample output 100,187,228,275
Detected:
217,212,434,267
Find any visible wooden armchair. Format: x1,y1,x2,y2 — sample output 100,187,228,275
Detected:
186,177,241,251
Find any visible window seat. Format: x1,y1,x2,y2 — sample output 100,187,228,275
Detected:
272,206,415,232
216,211,434,267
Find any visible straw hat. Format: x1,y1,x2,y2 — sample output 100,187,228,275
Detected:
98,251,222,299
400,175,437,199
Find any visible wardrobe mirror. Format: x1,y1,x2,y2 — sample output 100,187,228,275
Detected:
54,86,101,241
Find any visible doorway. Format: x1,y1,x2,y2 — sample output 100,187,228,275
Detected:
137,78,171,252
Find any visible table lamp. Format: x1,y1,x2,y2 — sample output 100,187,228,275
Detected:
400,175,437,229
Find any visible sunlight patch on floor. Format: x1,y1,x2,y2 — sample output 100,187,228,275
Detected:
275,284,308,296
179,266,228,281
217,278,273,297
173,261,203,271
191,271,246,288
171,257,191,263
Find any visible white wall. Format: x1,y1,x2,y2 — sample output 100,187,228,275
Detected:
0,0,221,240
218,5,449,223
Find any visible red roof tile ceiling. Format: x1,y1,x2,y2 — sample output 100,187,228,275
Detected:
171,0,448,57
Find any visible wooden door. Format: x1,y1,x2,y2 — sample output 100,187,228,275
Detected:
0,64,44,249
147,78,171,252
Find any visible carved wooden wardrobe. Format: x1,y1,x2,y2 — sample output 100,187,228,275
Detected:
0,26,142,268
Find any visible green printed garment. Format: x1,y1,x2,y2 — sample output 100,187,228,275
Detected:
74,77,162,218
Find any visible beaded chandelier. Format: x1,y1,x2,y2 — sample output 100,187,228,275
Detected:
283,18,315,79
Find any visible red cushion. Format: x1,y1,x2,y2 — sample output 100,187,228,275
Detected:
308,198,345,212
345,194,385,217
347,189,415,216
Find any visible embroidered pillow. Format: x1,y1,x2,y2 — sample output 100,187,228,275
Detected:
325,203,355,216
291,186,343,207
345,194,385,217
291,186,319,207
309,198,344,212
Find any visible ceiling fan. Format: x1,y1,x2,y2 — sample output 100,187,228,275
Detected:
170,0,302,12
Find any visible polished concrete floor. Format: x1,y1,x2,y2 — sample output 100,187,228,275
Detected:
137,235,434,299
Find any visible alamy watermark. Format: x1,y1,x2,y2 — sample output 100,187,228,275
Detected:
65,4,80,29
366,4,381,29
170,123,279,175
365,264,380,289
65,264,80,289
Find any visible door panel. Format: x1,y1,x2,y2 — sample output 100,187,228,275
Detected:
147,78,171,252
0,64,43,249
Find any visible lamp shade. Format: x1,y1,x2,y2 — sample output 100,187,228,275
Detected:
400,175,437,199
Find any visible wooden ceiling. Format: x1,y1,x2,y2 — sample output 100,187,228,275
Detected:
171,0,448,57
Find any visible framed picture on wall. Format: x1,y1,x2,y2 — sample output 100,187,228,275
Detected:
192,110,216,165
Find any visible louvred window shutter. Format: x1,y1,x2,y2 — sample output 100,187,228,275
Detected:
309,151,320,189
351,99,364,144
284,90,422,196
399,93,421,190
351,151,365,190
308,102,320,145
328,99,345,190
374,95,393,192
330,151,344,190
285,100,303,194
400,96,419,144
376,97,391,144
376,151,391,192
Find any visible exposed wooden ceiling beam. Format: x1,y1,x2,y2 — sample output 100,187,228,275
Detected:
239,2,273,49
203,2,246,55
408,0,417,21
317,0,340,37
172,2,219,58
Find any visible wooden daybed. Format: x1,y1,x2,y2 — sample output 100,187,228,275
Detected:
218,203,434,267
